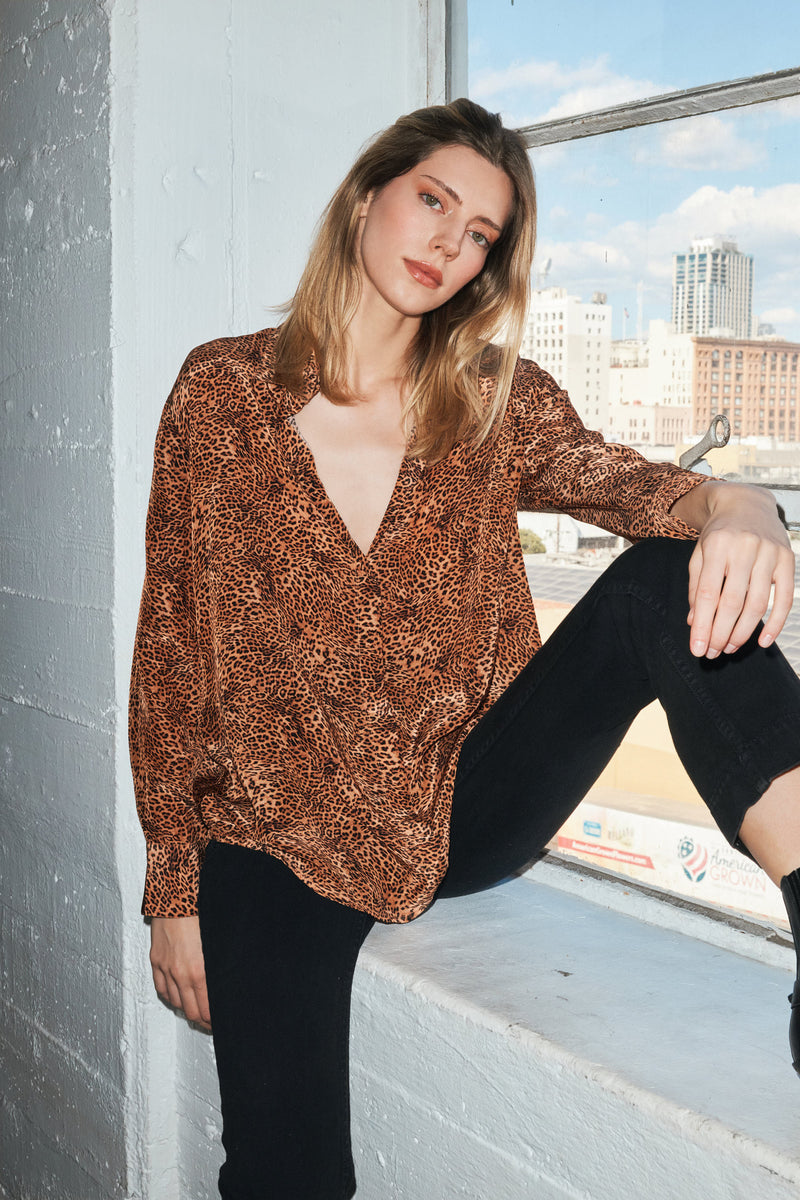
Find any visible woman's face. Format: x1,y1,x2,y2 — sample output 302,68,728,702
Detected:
357,144,514,322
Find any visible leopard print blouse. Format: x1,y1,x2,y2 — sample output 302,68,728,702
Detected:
129,328,703,922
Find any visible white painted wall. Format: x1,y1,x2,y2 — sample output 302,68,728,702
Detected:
1,1,444,1195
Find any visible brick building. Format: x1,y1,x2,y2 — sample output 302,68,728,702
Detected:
692,337,800,440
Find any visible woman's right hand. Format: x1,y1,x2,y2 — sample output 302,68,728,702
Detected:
149,914,212,1031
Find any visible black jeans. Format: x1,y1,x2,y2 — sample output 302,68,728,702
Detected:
199,842,373,1200
198,539,800,1199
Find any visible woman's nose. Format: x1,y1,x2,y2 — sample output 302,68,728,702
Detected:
430,225,460,259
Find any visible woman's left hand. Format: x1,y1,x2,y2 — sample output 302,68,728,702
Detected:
671,480,795,659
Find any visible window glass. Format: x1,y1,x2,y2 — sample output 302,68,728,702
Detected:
529,99,800,344
469,3,799,929
469,0,800,124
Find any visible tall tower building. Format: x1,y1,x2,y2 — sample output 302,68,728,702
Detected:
672,236,753,340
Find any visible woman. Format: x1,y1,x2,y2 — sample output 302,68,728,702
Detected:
130,98,800,1198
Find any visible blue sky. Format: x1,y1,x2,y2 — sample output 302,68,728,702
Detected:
468,0,800,340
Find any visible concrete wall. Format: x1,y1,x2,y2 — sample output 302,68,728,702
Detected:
1,4,124,1197
1,1,444,1196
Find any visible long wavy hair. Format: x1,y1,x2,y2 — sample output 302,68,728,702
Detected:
274,98,536,462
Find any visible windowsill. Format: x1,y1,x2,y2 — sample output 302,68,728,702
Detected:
350,860,800,1198
525,853,793,967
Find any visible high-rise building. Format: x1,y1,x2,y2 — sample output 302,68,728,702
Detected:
520,287,611,430
672,236,753,340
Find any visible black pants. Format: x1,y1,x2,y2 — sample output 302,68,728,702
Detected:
198,539,800,1199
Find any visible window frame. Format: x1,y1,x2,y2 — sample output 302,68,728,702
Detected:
513,66,800,148
453,1,798,936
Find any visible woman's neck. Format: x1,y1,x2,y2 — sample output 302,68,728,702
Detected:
343,299,420,399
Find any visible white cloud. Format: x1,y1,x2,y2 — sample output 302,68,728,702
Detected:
534,81,659,124
530,142,568,169
535,237,633,279
675,183,800,239
471,53,665,127
472,56,612,100
633,115,765,172
771,94,800,120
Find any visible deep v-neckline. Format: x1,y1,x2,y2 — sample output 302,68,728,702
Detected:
287,413,409,560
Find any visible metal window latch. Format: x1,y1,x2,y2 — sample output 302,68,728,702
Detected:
677,413,799,530
679,414,731,472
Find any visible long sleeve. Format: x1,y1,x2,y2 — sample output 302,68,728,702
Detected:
129,370,208,916
513,358,705,540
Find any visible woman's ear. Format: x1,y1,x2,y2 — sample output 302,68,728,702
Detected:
359,190,373,219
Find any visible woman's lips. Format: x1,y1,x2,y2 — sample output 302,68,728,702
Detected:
403,259,443,289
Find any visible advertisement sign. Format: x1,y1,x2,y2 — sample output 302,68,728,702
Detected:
556,801,786,925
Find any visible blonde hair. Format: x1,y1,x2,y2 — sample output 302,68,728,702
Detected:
274,98,536,462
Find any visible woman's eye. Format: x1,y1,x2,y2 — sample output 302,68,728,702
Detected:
470,230,490,250
421,192,443,210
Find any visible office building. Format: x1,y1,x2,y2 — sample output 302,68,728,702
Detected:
672,237,753,340
693,337,800,440
521,287,611,430
607,322,693,449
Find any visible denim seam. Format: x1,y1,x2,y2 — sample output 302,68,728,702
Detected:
613,586,799,828
599,574,781,793
706,713,800,822
657,630,769,812
612,581,775,800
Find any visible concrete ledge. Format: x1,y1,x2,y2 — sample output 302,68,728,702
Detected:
350,869,800,1199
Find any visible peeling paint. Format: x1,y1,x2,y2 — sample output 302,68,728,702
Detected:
175,230,203,262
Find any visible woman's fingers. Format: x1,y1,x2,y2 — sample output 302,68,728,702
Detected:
151,964,172,1008
723,566,774,652
159,973,179,1011
149,915,212,1031
685,483,795,657
686,540,729,657
180,972,212,1030
687,532,795,658
759,547,796,647
686,540,703,620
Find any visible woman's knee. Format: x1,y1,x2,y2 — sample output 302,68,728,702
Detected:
604,536,695,596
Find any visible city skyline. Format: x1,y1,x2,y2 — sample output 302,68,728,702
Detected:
521,285,800,449
468,0,800,342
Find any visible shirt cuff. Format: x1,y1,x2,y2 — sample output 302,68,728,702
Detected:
141,841,206,917
648,468,708,539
